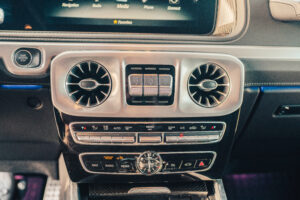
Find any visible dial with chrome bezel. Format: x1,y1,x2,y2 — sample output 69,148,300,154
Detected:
136,151,163,175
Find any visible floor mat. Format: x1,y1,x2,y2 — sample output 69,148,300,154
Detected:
223,172,300,200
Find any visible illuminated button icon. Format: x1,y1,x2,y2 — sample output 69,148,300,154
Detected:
103,125,109,131
168,126,176,131
199,161,205,167
124,126,133,131
200,125,207,130
113,19,118,24
91,125,98,131
116,156,124,160
169,0,180,5
104,156,114,160
81,126,87,131
189,126,197,131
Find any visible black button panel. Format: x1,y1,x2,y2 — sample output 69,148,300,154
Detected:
81,152,215,174
72,122,224,132
71,122,225,145
126,65,175,105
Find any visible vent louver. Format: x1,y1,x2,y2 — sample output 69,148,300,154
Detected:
66,61,112,107
188,63,230,108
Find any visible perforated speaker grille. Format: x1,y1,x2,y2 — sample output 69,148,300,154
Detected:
188,63,230,108
65,61,112,107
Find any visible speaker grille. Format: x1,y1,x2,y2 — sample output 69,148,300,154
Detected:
66,61,112,107
188,63,230,108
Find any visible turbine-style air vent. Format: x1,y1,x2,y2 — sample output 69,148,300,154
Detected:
66,61,112,107
188,63,230,108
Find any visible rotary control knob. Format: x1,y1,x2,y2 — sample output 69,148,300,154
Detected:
136,151,163,175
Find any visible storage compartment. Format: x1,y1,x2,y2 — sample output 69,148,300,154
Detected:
234,86,300,158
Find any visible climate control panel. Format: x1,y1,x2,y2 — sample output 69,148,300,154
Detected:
80,151,216,175
70,121,226,145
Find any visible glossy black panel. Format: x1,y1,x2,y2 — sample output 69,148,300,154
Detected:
56,111,239,183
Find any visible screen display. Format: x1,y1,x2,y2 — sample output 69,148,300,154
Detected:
0,0,217,34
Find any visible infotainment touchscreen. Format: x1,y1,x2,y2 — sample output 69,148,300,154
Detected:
0,0,217,34
45,0,217,34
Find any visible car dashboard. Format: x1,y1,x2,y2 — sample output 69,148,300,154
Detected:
0,0,300,199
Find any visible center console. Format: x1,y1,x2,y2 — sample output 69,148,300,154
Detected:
51,50,244,182
0,0,249,198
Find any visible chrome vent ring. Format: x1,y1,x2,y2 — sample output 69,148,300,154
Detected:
188,63,230,108
66,61,112,107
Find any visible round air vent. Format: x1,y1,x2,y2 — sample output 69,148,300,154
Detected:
188,63,230,108
66,61,112,107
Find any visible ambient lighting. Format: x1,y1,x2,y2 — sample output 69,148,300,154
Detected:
0,85,43,90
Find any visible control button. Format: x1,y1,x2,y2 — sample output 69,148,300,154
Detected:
124,125,134,131
89,135,102,142
100,136,112,143
91,125,100,131
166,125,177,131
178,125,187,131
122,136,135,143
128,74,143,96
206,135,220,141
159,74,173,97
177,135,220,143
187,124,198,131
112,125,123,132
181,160,196,170
85,161,103,171
199,123,224,131
165,136,178,143
14,49,33,66
76,134,91,142
164,161,180,171
139,135,162,143
72,124,90,131
144,74,158,96
102,124,110,131
119,161,135,172
165,133,221,143
199,124,208,131
207,123,224,131
195,159,211,169
111,136,123,143
103,161,117,171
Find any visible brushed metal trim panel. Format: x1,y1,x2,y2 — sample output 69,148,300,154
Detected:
79,151,217,175
51,51,244,118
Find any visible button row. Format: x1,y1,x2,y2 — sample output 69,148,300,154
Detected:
77,134,135,144
126,65,175,105
83,154,137,173
75,132,221,144
163,158,212,172
72,122,225,132
165,134,220,143
81,152,215,174
129,74,173,97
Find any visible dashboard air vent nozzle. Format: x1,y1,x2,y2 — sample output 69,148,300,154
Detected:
66,61,112,107
188,63,230,108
